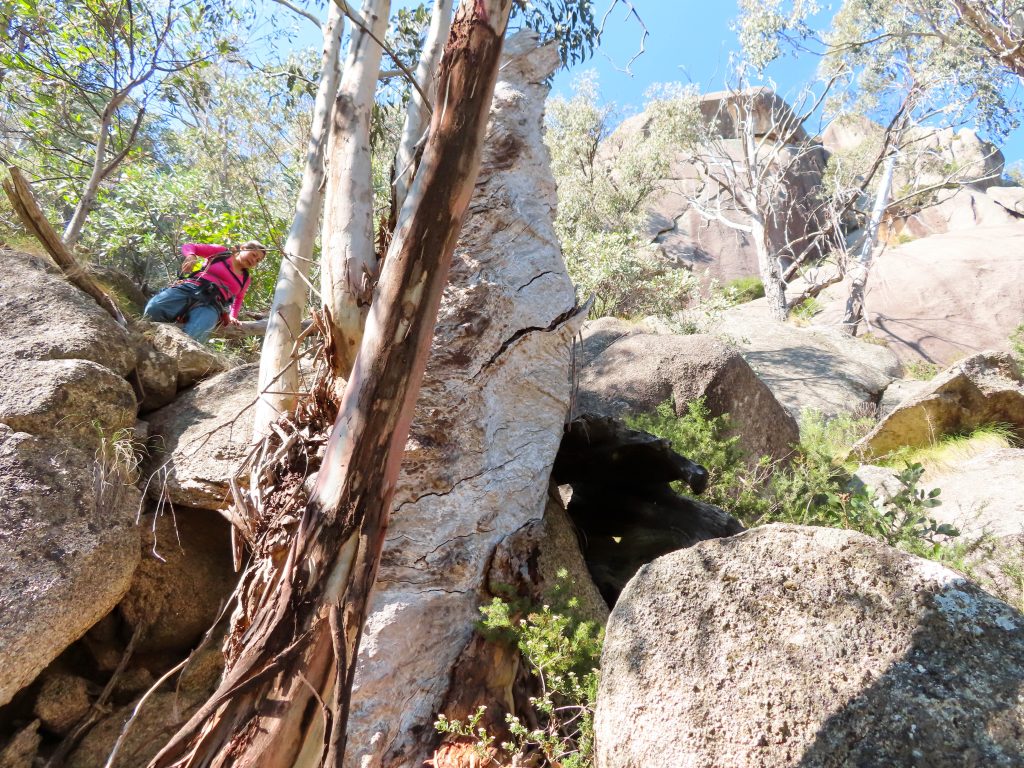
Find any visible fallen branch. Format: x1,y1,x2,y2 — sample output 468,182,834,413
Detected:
3,166,126,326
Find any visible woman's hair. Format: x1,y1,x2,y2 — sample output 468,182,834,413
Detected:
240,240,268,256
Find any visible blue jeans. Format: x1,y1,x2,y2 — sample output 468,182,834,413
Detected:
143,284,221,342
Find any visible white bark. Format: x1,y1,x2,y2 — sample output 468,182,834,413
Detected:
320,0,392,378
253,2,345,440
843,153,897,335
63,99,121,246
391,0,453,213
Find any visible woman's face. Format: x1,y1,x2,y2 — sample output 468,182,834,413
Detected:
236,248,265,269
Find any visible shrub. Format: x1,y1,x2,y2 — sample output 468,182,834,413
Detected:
905,360,941,380
436,572,603,768
627,399,958,559
722,276,765,304
1010,323,1024,361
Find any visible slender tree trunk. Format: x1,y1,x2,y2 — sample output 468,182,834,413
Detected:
843,153,896,336
63,103,117,247
253,2,346,440
751,215,788,321
320,0,391,380
391,0,454,214
148,2,513,765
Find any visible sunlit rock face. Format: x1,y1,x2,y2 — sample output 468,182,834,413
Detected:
596,524,1024,768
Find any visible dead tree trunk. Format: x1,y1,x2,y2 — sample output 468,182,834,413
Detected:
147,2,513,765
3,166,126,326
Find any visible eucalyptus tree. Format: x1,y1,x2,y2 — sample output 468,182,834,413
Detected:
0,0,235,247
148,3,519,764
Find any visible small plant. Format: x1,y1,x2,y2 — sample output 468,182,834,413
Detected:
789,296,822,325
857,332,890,347
722,275,765,304
1010,323,1024,361
436,573,602,768
799,409,876,464
905,360,941,380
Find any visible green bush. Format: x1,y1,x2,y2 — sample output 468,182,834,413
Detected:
436,572,602,768
722,275,765,304
1010,323,1024,361
627,399,958,559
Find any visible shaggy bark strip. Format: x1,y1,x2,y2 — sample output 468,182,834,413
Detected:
147,2,513,766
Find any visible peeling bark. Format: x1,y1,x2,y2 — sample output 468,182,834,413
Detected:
147,2,513,765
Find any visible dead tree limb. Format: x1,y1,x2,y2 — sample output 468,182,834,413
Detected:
147,1,514,765
3,166,126,326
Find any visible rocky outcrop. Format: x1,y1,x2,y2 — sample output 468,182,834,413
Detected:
923,448,1024,540
602,90,827,285
596,524,1024,768
0,249,136,376
815,225,1024,365
343,32,585,768
577,326,798,464
854,352,1024,459
119,508,237,655
822,118,1004,190
144,363,257,510
716,298,902,417
888,186,1024,240
0,425,139,706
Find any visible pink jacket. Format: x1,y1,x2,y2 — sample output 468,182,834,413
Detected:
181,243,250,318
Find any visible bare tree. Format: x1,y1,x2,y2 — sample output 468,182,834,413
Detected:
147,1,514,764
677,83,836,320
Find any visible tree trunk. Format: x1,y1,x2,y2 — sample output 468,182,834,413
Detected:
320,0,392,380
843,154,896,336
147,2,513,765
391,0,454,215
62,112,113,247
751,216,788,321
253,2,345,441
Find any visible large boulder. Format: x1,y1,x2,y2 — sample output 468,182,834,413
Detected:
577,328,798,463
119,508,237,655
144,363,257,510
888,187,1023,240
716,298,902,417
142,322,226,390
0,249,135,376
602,90,827,285
815,225,1024,365
596,524,1024,768
0,425,140,706
0,357,137,453
344,33,586,768
923,447,1024,540
854,352,1024,459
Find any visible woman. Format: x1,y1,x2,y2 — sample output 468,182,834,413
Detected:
143,240,266,341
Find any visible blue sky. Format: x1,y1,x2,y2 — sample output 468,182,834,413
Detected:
270,0,1024,166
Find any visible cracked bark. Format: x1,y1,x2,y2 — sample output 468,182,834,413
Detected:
147,2,513,765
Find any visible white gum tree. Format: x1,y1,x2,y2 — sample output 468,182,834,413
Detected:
253,0,346,441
